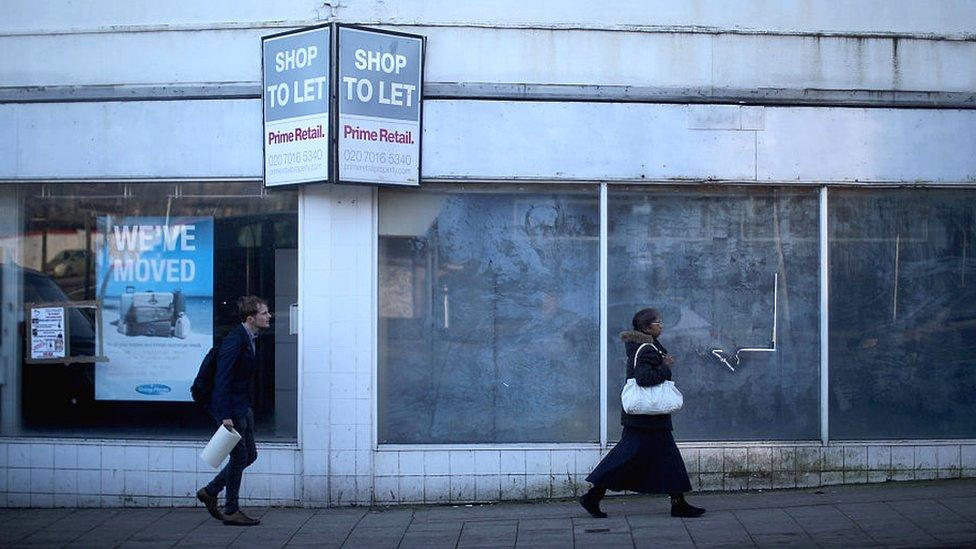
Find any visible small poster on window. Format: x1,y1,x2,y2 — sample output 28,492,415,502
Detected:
30,306,66,360
95,216,214,401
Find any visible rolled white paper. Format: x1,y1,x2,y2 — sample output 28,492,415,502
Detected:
200,425,243,469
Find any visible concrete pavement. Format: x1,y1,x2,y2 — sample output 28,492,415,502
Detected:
1,479,974,548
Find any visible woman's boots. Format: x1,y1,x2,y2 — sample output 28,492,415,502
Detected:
670,493,706,517
581,487,705,519
579,485,608,518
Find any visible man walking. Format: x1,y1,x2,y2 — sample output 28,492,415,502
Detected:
197,295,271,526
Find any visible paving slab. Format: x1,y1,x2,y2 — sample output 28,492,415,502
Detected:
783,504,878,546
836,501,941,546
515,530,573,548
396,531,463,549
0,478,973,548
733,508,806,535
631,525,695,548
885,498,976,543
357,509,414,529
938,495,976,522
458,519,518,547
518,517,573,531
680,510,756,547
750,532,818,547
286,533,344,548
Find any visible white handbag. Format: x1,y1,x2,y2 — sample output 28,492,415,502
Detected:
621,342,684,415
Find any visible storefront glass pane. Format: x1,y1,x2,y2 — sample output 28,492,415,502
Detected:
829,188,976,439
0,182,298,440
608,186,821,441
378,185,600,443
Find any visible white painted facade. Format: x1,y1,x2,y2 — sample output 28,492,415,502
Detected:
2,1,976,507
4,100,976,182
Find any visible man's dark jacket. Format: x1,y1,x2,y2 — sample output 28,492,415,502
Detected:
209,324,257,421
619,330,674,431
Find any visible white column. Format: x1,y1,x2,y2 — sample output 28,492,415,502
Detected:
298,184,376,507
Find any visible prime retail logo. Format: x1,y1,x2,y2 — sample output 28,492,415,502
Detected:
267,125,327,145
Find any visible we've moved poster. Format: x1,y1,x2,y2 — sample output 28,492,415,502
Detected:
95,216,213,401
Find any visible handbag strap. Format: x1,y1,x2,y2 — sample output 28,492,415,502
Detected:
633,341,666,369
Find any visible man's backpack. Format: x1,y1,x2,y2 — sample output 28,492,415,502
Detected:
190,347,218,405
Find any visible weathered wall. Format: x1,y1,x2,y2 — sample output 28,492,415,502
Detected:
5,0,976,36
2,1,975,104
3,100,975,183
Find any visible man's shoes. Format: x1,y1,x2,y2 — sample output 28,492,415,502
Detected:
222,510,261,526
196,488,222,521
670,498,706,518
579,492,608,518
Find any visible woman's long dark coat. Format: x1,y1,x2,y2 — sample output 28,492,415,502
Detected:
585,330,692,495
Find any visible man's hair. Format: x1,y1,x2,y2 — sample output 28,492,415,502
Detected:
632,308,661,331
238,295,268,322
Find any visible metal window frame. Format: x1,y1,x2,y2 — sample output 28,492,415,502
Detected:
599,183,609,447
820,186,830,445
372,181,976,450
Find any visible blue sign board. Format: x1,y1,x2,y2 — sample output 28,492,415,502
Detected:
260,24,425,188
95,216,214,401
262,26,331,187
337,26,425,186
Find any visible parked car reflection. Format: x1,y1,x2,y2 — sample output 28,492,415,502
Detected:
10,262,96,358
44,249,90,278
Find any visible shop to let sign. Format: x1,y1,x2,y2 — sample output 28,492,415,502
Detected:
262,26,331,187
337,27,423,186
262,24,425,188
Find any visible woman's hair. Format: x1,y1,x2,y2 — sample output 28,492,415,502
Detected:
632,308,661,331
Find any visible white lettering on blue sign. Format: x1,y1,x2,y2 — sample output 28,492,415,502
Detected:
275,46,318,72
354,49,407,74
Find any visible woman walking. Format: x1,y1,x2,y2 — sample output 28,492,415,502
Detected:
580,308,705,518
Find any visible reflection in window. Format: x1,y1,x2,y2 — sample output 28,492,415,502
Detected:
829,189,976,439
607,186,821,441
378,186,600,443
0,182,299,440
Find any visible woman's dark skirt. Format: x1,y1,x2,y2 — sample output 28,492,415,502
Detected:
586,427,692,494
